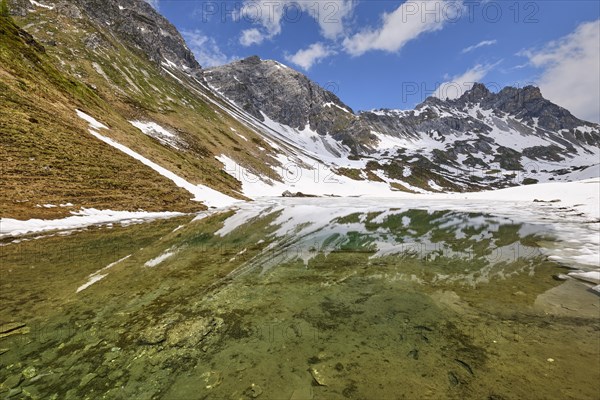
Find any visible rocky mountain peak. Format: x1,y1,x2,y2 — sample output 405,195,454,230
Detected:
10,0,201,72
80,0,201,71
495,85,543,104
205,58,357,135
485,85,588,130
416,82,591,131
240,55,262,65
458,82,492,103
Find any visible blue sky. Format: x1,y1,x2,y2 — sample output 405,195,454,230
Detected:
151,1,599,122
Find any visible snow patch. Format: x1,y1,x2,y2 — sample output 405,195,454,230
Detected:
76,110,108,130
145,247,177,267
568,271,600,284
76,109,238,208
77,254,131,293
1,209,183,238
88,129,237,207
129,120,182,149
29,0,54,10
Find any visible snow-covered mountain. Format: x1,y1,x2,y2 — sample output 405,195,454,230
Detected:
207,57,599,194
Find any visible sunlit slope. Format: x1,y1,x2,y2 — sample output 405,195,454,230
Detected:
1,4,278,219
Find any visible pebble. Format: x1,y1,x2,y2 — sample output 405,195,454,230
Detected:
245,383,263,398
407,349,419,360
448,371,459,386
308,367,327,386
547,358,554,362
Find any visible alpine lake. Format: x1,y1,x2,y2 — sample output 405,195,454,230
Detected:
1,198,598,400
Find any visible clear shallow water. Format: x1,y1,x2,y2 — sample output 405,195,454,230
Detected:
0,200,598,399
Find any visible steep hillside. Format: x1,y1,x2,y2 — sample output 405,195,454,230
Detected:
0,10,203,219
1,0,280,219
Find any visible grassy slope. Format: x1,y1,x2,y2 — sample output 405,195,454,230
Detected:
1,5,279,219
1,13,207,219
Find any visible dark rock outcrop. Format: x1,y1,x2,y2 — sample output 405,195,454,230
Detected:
206,56,381,152
74,0,200,71
10,0,201,71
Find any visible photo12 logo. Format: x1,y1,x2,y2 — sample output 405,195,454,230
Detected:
198,1,350,25
196,1,540,25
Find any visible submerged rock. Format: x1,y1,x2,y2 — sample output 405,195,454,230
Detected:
0,322,29,338
448,371,460,386
6,387,22,398
244,383,263,398
21,366,37,379
139,325,168,345
166,317,223,347
407,349,419,360
201,371,222,390
2,374,23,390
79,373,97,387
308,367,328,386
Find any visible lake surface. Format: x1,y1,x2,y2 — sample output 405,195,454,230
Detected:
1,198,598,399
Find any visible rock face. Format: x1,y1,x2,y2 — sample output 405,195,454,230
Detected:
362,83,598,146
206,56,352,130
76,0,200,71
7,0,29,16
206,56,376,151
451,83,589,132
11,0,201,71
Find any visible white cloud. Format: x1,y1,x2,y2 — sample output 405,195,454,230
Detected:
343,0,461,56
237,0,284,46
520,19,600,123
461,39,497,54
182,30,233,68
240,28,267,46
238,0,355,46
309,0,356,40
433,62,498,100
144,0,159,10
285,43,335,70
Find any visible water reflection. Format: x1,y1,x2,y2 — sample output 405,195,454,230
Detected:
220,207,548,288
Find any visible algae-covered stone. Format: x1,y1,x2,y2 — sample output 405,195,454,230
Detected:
290,385,313,400
6,387,22,398
79,373,97,387
22,366,36,379
201,371,222,389
139,325,167,345
166,317,223,347
2,374,23,389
